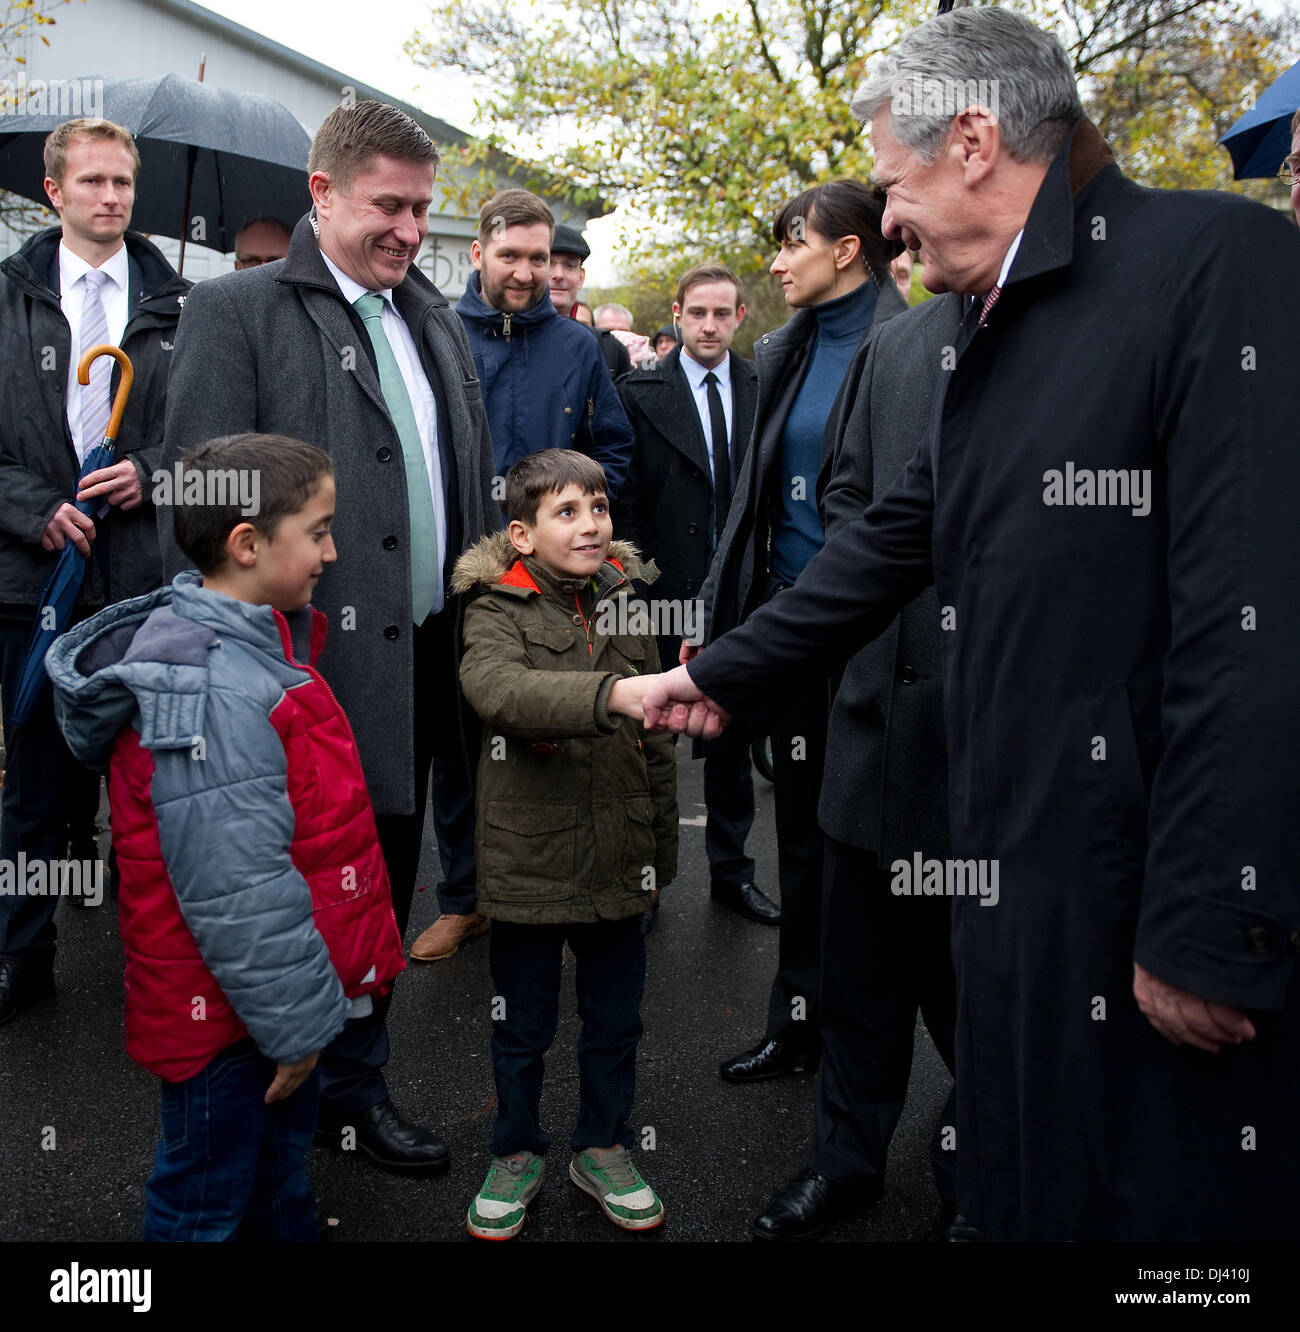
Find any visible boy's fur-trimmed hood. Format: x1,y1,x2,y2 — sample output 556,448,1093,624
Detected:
451,530,654,596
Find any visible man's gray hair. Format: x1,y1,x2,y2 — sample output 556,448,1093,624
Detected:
851,6,1083,165
594,302,635,328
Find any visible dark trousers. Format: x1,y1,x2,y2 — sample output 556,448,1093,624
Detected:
144,1039,320,1242
0,612,95,958
703,736,757,887
810,838,958,1199
487,917,646,1157
317,607,476,1114
762,634,829,1048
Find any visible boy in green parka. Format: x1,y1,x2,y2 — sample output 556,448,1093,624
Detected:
456,449,676,1240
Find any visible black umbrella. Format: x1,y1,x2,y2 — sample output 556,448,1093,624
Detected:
0,73,312,261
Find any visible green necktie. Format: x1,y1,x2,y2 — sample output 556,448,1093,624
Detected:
354,293,440,623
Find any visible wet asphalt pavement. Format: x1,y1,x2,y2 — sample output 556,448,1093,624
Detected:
0,746,954,1245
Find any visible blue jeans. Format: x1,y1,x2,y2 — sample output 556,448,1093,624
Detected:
488,918,646,1157
144,1040,320,1242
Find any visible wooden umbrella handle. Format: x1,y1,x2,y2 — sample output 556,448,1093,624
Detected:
77,345,135,445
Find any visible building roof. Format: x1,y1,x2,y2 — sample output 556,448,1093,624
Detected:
151,0,607,216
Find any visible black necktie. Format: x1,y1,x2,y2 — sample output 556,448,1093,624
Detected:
703,370,730,540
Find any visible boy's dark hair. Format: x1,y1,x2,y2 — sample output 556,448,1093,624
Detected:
172,434,333,575
772,180,904,280
504,449,607,526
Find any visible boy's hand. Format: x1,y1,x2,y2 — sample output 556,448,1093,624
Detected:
643,665,730,739
266,1050,320,1104
678,641,701,665
608,674,656,722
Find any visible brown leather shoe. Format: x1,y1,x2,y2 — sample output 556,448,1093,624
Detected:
409,912,490,961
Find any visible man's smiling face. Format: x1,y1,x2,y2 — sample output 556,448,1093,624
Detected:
311,153,435,291
870,106,979,295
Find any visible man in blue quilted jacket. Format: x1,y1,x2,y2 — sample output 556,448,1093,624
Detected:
454,189,634,499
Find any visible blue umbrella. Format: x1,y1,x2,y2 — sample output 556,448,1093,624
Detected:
10,346,135,727
1220,58,1300,179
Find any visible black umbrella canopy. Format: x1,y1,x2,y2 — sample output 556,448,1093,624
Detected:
0,73,313,252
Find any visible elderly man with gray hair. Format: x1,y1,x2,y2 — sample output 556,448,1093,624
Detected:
643,6,1300,1241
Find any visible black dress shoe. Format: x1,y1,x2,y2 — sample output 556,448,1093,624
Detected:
710,879,781,925
719,1037,818,1083
751,1167,880,1241
0,953,56,1026
315,1099,450,1175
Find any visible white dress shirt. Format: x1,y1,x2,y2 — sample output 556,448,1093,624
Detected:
60,242,129,462
996,230,1024,288
320,250,447,615
679,348,734,477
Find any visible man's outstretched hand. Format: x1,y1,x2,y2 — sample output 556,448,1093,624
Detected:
1133,962,1256,1053
642,664,731,739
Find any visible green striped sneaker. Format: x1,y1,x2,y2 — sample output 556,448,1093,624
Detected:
466,1152,544,1241
569,1147,665,1231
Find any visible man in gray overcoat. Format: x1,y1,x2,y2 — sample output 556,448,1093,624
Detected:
161,101,496,1175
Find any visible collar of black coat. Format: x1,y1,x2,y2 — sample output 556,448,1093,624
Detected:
451,529,654,599
455,269,557,333
1003,118,1117,289
2,225,190,309
276,212,448,310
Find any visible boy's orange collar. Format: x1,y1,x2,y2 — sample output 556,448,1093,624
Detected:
498,556,622,593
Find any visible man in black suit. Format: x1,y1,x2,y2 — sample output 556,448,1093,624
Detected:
0,117,189,1024
617,264,771,925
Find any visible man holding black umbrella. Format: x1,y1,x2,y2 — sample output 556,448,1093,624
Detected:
0,117,189,1024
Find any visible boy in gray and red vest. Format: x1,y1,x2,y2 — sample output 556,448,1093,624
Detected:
48,434,403,1241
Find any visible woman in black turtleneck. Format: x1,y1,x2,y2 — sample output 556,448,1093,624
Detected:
696,180,906,1082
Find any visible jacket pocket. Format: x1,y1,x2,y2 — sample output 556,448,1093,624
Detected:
524,624,575,655
621,796,658,894
482,799,580,903
610,634,647,672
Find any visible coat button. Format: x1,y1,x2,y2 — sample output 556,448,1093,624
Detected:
687,522,698,535
383,534,397,550
564,406,572,414
376,446,392,462
1287,929,1300,959
1244,925,1273,955
572,613,584,626
899,665,918,684
684,580,696,594
383,624,400,640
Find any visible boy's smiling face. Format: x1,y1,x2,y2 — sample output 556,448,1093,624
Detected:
509,482,611,579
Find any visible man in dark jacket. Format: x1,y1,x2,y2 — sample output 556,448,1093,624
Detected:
0,117,188,1024
648,7,1300,1241
456,190,634,497
160,101,495,1174
618,263,766,926
547,224,632,381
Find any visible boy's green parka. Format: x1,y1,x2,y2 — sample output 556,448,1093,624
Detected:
455,532,678,925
